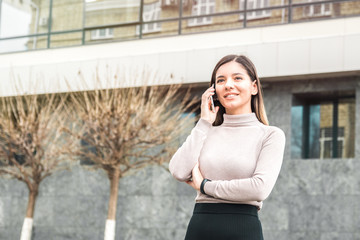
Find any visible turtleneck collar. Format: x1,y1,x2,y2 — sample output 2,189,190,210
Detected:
222,113,260,127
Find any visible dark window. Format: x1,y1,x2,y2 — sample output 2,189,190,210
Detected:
291,93,355,159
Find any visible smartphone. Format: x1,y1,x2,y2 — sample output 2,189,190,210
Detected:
210,95,215,113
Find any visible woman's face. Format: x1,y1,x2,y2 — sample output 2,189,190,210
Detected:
215,61,257,115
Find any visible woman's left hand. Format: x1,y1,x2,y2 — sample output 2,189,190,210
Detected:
186,163,204,191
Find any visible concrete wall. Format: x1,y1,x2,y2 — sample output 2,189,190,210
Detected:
0,165,194,240
260,77,360,240
1,76,359,240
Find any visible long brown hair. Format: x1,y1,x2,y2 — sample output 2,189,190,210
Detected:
210,55,269,126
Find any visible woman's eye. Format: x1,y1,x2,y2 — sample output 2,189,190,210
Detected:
235,77,242,81
216,79,224,83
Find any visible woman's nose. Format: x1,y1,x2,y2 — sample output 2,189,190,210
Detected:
225,78,234,89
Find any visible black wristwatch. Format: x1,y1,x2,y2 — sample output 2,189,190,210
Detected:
200,178,212,195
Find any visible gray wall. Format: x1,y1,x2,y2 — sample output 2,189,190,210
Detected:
261,76,360,240
1,77,360,240
0,165,195,240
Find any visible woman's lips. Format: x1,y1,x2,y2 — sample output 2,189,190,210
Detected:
224,94,239,99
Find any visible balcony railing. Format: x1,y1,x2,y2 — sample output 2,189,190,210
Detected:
0,0,359,54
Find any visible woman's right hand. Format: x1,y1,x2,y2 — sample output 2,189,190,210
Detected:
200,85,219,124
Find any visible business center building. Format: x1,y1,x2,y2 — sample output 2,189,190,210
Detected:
1,0,360,239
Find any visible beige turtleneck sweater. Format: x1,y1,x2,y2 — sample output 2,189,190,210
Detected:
169,113,286,210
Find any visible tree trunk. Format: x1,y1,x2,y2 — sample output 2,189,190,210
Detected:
20,189,38,240
104,168,120,240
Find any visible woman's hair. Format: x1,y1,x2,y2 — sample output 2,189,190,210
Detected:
210,54,269,126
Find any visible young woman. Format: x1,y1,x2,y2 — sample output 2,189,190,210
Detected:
169,55,286,240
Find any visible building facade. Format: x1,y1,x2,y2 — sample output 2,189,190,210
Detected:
1,0,360,239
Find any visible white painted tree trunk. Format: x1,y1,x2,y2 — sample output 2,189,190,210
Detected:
104,219,116,240
20,217,33,240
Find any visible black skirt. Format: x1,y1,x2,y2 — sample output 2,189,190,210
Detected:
184,203,264,240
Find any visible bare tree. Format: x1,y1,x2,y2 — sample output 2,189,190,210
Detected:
64,70,197,240
0,93,70,240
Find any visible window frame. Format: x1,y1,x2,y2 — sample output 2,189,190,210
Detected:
141,1,162,34
187,0,216,27
319,127,345,159
291,94,355,160
239,0,271,20
90,28,114,40
303,0,332,18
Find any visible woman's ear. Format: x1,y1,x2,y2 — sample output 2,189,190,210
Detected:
252,80,258,95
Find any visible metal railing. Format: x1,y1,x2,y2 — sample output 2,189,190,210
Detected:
0,0,359,54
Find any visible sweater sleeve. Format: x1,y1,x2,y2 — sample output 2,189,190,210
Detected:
169,118,212,182
204,127,286,202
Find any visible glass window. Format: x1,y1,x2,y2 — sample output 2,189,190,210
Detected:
0,0,50,38
187,0,215,26
245,8,289,27
1,0,359,54
154,0,183,19
292,0,332,22
292,0,360,22
291,105,303,159
85,26,137,43
50,31,83,48
91,27,114,40
181,12,244,34
291,95,355,159
141,20,178,38
141,1,162,34
51,0,84,31
0,36,48,53
181,0,243,17
239,0,271,20
0,37,29,53
85,0,140,27
331,0,360,18
303,0,331,17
